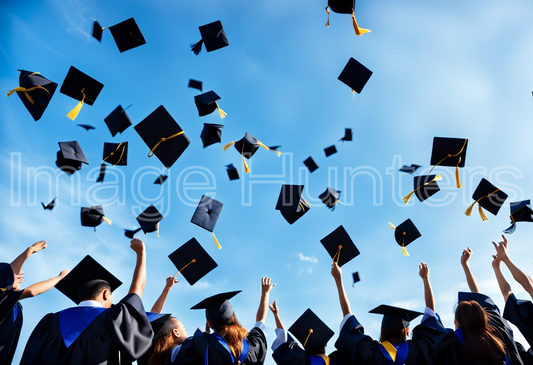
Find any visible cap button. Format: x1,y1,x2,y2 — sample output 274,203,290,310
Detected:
403,232,406,235
161,137,166,142
110,152,114,156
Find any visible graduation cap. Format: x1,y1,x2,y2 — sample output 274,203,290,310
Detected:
402,174,442,204
81,205,112,230
168,238,218,285
503,200,533,234
135,105,191,169
276,185,310,225
201,123,223,148
226,164,240,181
56,141,89,175
303,157,319,173
399,164,421,174
7,70,58,121
191,290,241,327
191,20,229,55
352,272,360,287
108,17,146,53
320,225,360,266
389,219,421,256
55,255,122,304
340,128,353,142
92,20,105,42
96,163,106,183
429,137,468,188
124,228,142,239
194,91,227,118
369,305,423,330
223,133,281,173
324,145,337,157
154,175,168,185
465,178,508,221
103,142,128,166
319,187,342,210
60,66,104,120
42,198,56,210
338,57,373,95
77,124,95,131
146,313,172,339
137,205,164,235
104,105,132,137
191,195,223,249
288,309,334,354
188,79,203,91
325,0,370,36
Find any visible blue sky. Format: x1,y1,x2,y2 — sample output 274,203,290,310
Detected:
2,0,533,363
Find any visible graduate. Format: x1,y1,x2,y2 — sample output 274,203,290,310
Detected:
19,238,154,365
0,240,68,365
171,277,275,365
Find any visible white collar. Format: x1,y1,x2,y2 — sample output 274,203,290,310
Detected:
78,300,104,308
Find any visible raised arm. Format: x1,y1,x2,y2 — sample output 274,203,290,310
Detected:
10,241,47,283
460,247,480,293
419,262,435,312
129,238,147,297
331,262,351,317
491,253,512,302
494,235,533,300
19,270,69,300
150,276,178,313
256,277,275,323
269,300,284,329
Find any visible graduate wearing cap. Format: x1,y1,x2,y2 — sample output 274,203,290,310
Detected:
20,238,154,365
171,277,275,365
0,241,69,365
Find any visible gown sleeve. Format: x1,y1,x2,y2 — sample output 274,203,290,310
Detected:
245,326,267,364
272,341,310,365
503,293,533,348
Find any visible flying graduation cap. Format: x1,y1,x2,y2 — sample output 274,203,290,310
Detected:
201,124,223,148
465,178,508,221
389,219,421,256
96,163,106,183
190,290,241,327
276,185,311,225
324,145,337,157
188,79,203,91
320,225,360,266
194,91,227,119
154,175,168,185
402,174,442,204
226,164,240,181
136,204,164,236
352,272,360,287
92,20,105,42
303,157,319,173
191,195,223,249
399,164,421,174
108,17,146,53
340,128,353,142
81,205,112,230
77,124,95,131
338,57,373,95
124,228,142,239
319,187,342,210
191,20,229,55
60,66,104,121
288,309,335,355
325,0,370,36
56,141,89,175
42,198,56,211
429,137,468,188
104,105,132,137
223,133,281,173
7,70,58,121
97,142,128,182
369,305,423,331
168,238,218,285
503,200,533,234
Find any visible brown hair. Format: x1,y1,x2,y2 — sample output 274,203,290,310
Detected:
379,326,407,343
455,300,506,365
148,317,179,365
213,314,249,360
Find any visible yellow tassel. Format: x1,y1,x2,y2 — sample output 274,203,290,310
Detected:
478,204,488,221
66,88,86,121
456,161,462,188
243,155,250,173
402,192,414,205
303,329,314,348
222,141,235,151
325,6,330,27
352,13,371,36
352,90,355,99
257,140,282,156
402,245,409,256
213,232,222,249
465,202,475,217
102,216,112,225
215,102,227,119
388,222,396,230
157,227,160,237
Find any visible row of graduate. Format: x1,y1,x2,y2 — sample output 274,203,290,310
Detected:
1,236,533,365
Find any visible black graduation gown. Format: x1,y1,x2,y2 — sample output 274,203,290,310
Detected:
0,264,23,365
272,341,348,365
334,314,430,365
19,293,154,365
172,326,267,365
504,293,533,348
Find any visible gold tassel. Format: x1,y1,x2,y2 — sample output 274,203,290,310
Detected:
332,245,343,264
148,132,184,157
478,204,488,221
215,102,227,119
67,88,86,120
456,158,462,188
402,244,409,256
303,329,314,348
352,13,371,36
402,192,414,205
222,141,235,151
157,227,160,237
257,140,282,156
243,155,250,173
213,232,221,249
465,202,475,217
7,85,49,104
325,6,330,27
102,216,112,225
175,258,196,277
388,222,396,230
352,90,355,99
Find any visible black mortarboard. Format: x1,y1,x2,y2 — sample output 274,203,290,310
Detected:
146,313,172,339
352,272,360,286
288,309,334,354
137,205,164,235
124,228,142,239
81,205,112,229
191,291,241,327
303,157,319,173
55,255,122,304
92,21,105,42
135,105,191,169
194,91,227,118
280,198,310,225
324,145,337,157
389,219,421,256
201,123,223,148
320,225,360,266
338,58,373,94
430,137,468,188
104,105,132,137
276,185,305,211
7,70,58,122
319,187,342,210
56,141,89,175
109,17,146,53
402,174,442,204
503,200,533,234
399,164,421,174
340,128,353,142
78,124,95,131
369,305,423,330
226,164,240,181
466,178,508,220
103,142,128,166
96,162,106,183
223,133,281,173
191,20,229,55
191,195,223,249
188,79,203,91
154,175,168,185
60,66,104,120
42,198,56,210
168,238,218,285
325,0,370,36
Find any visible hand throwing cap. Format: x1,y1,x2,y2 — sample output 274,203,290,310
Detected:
320,225,359,266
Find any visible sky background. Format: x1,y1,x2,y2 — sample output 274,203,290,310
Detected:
2,0,533,363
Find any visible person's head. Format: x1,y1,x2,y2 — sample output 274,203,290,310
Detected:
379,324,409,343
77,279,112,308
148,316,186,365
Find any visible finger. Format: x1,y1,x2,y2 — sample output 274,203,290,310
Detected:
502,235,508,246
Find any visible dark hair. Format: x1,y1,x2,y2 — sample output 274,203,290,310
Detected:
455,300,506,365
148,317,179,365
213,314,249,360
379,325,407,343
77,279,111,301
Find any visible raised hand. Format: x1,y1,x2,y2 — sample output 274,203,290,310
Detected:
492,235,509,262
29,240,47,254
461,247,473,266
261,277,276,294
130,238,145,254
419,262,430,280
331,262,342,281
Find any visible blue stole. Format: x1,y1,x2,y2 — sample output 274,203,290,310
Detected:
309,354,328,365
378,341,409,365
12,302,21,322
208,333,250,364
455,329,510,365
59,306,107,348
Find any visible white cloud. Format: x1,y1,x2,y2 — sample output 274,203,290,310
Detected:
292,252,318,263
